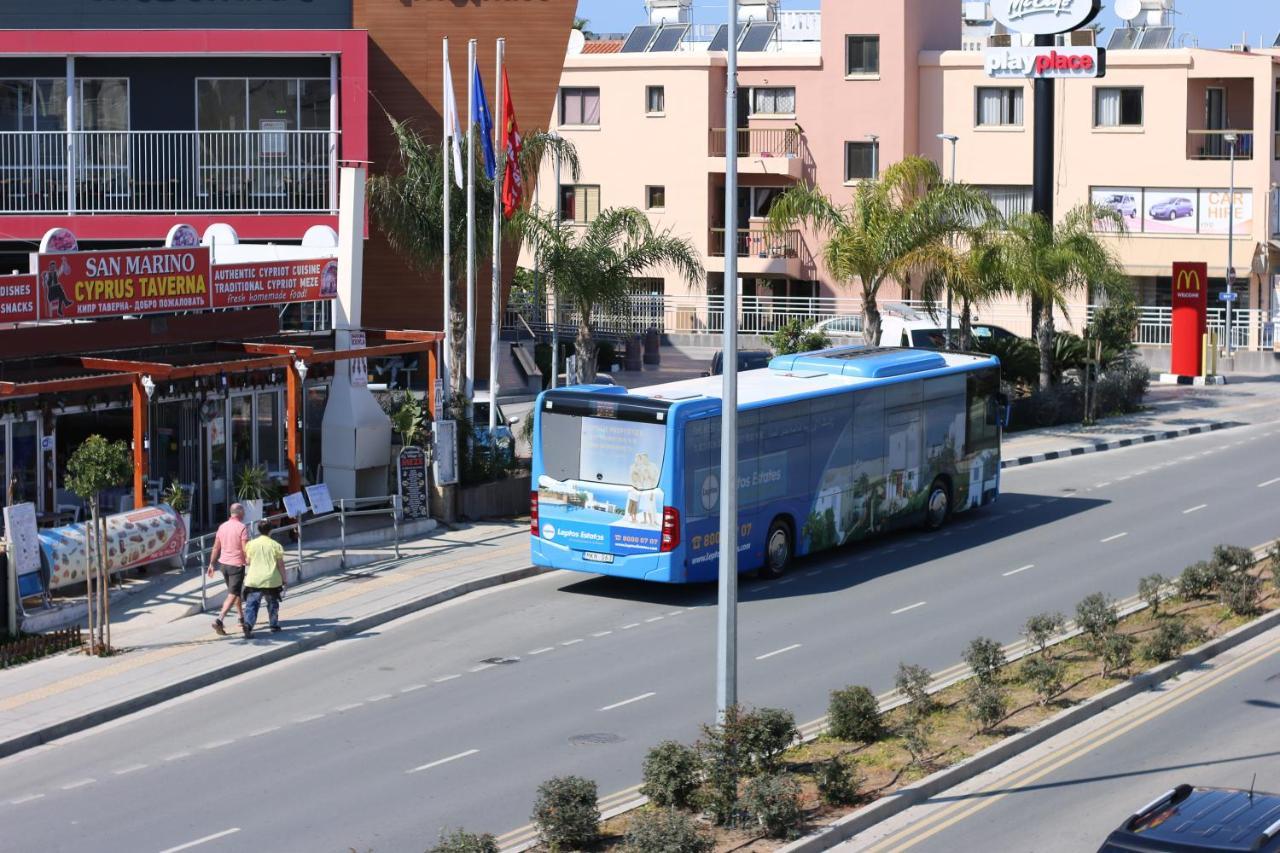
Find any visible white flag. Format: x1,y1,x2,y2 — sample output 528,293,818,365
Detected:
443,51,465,189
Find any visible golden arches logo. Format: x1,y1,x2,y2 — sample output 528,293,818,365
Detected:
1176,268,1202,293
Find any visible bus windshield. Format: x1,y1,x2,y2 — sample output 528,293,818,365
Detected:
536,411,669,554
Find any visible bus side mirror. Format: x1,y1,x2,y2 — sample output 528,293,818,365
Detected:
994,393,1011,428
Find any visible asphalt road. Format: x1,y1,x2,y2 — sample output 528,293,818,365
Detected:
847,627,1280,852
2,420,1280,852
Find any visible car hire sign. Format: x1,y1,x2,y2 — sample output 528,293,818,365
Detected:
985,46,1105,79
991,0,1102,35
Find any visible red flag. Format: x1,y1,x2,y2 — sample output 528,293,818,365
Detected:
501,67,523,219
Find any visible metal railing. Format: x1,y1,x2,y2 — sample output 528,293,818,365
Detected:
1187,129,1254,161
709,227,802,259
189,494,403,613
708,127,803,159
1087,305,1264,350
0,129,336,214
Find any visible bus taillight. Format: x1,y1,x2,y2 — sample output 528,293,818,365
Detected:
660,506,680,552
530,491,539,537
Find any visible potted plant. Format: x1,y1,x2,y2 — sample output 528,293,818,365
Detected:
234,464,269,525
162,480,192,538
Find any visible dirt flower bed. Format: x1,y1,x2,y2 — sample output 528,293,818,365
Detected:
452,542,1279,853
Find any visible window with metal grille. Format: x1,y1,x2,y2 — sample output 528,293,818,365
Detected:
559,184,601,223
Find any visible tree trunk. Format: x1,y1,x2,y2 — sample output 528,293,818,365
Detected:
85,500,96,655
576,306,596,385
448,274,467,402
99,509,111,653
960,298,973,351
1038,304,1056,391
862,284,882,347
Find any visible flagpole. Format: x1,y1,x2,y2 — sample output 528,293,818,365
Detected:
489,37,504,438
465,38,477,415
441,36,453,401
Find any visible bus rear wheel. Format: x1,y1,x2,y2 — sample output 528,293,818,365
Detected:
760,518,792,579
924,478,951,530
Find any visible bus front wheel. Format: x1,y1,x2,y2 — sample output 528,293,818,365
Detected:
924,478,951,530
761,518,793,579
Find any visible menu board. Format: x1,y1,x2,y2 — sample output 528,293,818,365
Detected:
210,258,338,308
35,246,210,320
3,502,42,593
398,446,429,520
0,275,39,323
306,483,335,515
282,491,309,519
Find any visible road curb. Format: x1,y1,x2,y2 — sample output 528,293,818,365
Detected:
0,563,549,761
780,600,1280,851
1000,421,1234,469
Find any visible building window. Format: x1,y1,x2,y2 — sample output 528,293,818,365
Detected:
751,86,796,116
0,78,128,131
845,35,880,76
1094,87,1143,127
646,85,665,115
559,184,601,223
195,78,331,132
975,87,1023,127
976,185,1032,219
645,185,666,210
559,87,600,126
845,140,878,181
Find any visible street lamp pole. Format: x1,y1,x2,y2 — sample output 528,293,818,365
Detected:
551,137,562,389
717,0,740,722
937,133,959,349
1224,132,1237,358
866,133,879,180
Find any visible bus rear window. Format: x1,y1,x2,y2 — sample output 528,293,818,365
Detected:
540,412,666,486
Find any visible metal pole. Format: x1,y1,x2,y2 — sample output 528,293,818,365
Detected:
717,0,740,721
442,37,455,398
295,518,303,584
329,54,339,216
551,142,562,389
466,39,478,414
393,495,401,560
339,498,347,570
1031,34,1055,336
1226,135,1236,357
65,57,75,215
945,137,957,349
490,38,504,438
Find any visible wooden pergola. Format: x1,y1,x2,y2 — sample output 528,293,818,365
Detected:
0,330,442,510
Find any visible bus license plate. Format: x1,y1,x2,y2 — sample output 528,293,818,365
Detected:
583,551,614,564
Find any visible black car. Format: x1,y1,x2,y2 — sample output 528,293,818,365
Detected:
1099,784,1280,852
707,349,773,376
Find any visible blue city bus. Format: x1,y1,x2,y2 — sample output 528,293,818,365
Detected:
530,346,1003,583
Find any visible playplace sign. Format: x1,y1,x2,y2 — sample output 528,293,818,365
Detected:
991,0,1102,36
986,46,1105,79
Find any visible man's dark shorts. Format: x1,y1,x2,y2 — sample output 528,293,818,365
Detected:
219,563,245,598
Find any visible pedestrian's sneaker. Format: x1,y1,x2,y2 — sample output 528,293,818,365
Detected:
242,624,253,640
212,619,227,636
270,625,282,633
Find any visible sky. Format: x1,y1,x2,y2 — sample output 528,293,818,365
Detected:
574,1,1279,49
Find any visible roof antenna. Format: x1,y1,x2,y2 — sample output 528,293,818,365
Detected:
1251,773,1257,802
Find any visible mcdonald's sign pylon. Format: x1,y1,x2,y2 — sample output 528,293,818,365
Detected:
1170,261,1208,377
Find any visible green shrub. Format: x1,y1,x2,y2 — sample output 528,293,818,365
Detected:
828,685,883,743
640,741,701,810
1213,544,1256,574
1138,574,1167,616
1142,619,1189,663
427,829,499,853
895,662,936,717
974,336,1038,389
1222,570,1262,617
815,756,861,807
1085,301,1139,367
898,713,934,768
1093,358,1150,416
1101,632,1135,678
769,319,831,356
1270,540,1280,591
1021,655,1066,706
1075,592,1119,653
1052,332,1088,381
1178,561,1215,600
744,707,799,773
1023,612,1066,656
965,681,1008,733
741,773,804,839
623,809,712,853
531,776,599,852
962,636,1007,686
697,705,749,825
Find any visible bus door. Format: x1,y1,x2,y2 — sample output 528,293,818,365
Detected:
883,381,923,523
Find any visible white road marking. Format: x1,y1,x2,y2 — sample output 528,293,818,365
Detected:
163,752,191,762
367,693,392,702
528,647,554,655
560,638,584,646
1258,478,1280,488
400,684,427,694
247,726,280,738
621,623,641,630
599,692,657,711
1101,532,1128,543
157,827,241,853
294,713,325,723
756,643,803,660
113,763,148,775
9,793,43,805
405,749,480,774
334,702,364,712
432,674,461,683
1183,504,1208,514
644,616,664,623
776,578,796,585
468,664,496,673
891,601,928,615
804,570,821,577
61,779,95,791
1003,564,1035,577
1117,475,1132,481
591,631,613,638
666,610,684,616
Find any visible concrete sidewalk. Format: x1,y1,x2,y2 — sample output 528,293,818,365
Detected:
0,520,536,760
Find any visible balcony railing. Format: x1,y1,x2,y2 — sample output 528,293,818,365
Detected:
1187,129,1254,161
708,227,802,259
708,127,802,159
0,129,337,215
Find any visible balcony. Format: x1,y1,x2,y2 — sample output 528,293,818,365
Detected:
0,129,336,215
707,226,807,277
708,128,806,178
1186,129,1255,161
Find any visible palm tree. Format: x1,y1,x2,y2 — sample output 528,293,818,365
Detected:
518,207,703,383
999,204,1129,389
766,156,996,347
366,115,578,401
919,221,1008,350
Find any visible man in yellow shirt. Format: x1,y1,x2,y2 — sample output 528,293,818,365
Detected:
241,521,287,639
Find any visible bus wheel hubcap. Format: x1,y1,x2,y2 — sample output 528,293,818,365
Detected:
769,530,788,567
929,490,947,523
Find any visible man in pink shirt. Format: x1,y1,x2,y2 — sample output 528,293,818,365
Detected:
207,503,249,636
